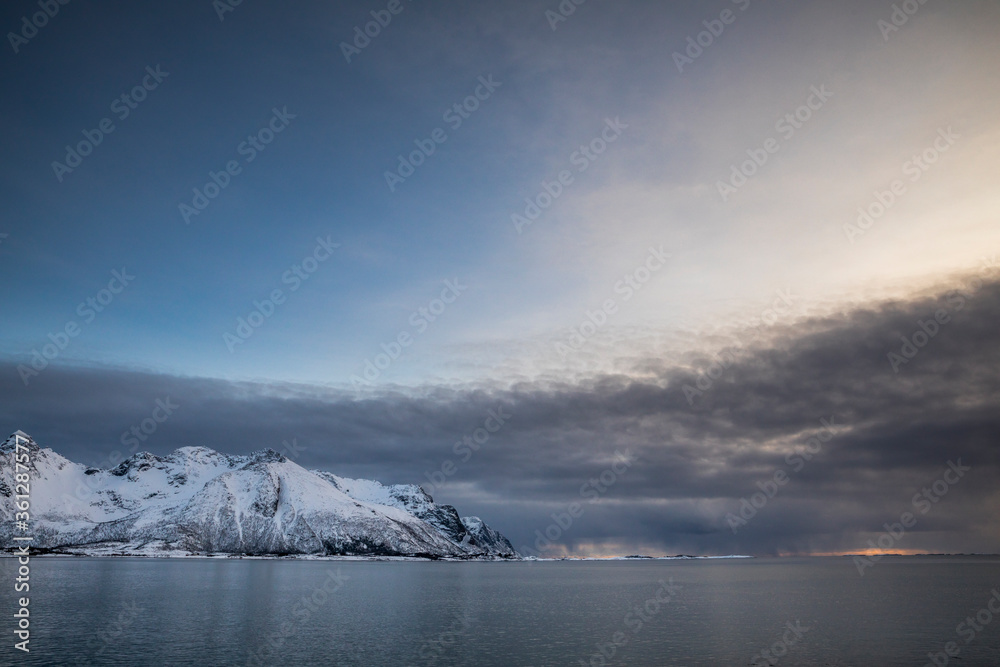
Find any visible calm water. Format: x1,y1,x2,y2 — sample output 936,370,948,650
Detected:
3,556,1000,666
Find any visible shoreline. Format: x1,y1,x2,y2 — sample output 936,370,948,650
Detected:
0,550,755,562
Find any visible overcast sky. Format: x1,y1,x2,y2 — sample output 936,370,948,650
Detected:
2,0,998,556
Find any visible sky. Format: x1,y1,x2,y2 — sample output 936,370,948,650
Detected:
1,0,999,556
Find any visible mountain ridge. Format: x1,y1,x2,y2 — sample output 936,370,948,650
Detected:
0,431,518,559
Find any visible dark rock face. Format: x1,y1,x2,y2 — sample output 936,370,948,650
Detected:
460,516,518,557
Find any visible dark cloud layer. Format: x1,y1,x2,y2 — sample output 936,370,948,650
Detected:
3,276,999,556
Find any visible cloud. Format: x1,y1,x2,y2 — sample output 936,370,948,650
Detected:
3,274,999,556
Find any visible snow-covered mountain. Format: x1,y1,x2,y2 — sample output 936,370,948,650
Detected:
0,431,517,559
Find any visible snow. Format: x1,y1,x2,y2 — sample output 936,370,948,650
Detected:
0,431,518,559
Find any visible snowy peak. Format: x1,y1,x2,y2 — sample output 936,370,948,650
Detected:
0,433,518,559
2,430,37,453
110,451,162,476
245,449,287,465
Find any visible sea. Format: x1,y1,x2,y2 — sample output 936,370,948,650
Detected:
3,555,1000,666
